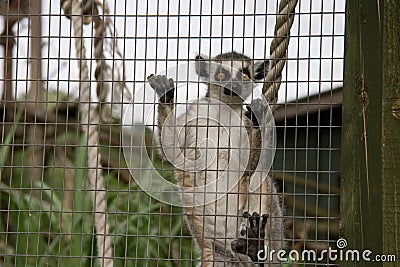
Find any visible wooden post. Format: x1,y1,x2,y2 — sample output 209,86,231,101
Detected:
27,0,44,195
1,19,14,103
0,18,15,183
341,0,400,266
381,0,400,264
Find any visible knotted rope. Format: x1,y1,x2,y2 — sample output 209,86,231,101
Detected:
92,0,130,122
59,1,298,266
61,1,113,267
263,0,298,109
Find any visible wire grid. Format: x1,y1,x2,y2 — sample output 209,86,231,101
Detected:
0,0,344,266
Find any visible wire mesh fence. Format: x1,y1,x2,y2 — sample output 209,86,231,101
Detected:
0,0,344,266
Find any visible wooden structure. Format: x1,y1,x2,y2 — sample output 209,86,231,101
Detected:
341,1,400,266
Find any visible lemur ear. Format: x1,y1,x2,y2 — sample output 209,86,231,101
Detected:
195,54,210,78
253,60,270,80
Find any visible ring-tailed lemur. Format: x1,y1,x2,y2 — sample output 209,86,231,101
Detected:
147,52,283,266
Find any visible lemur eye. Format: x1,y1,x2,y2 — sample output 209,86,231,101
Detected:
216,72,225,80
242,73,250,80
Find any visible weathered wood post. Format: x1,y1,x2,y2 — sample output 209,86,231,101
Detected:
341,0,400,266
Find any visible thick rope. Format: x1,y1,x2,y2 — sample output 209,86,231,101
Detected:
92,1,111,122
61,1,113,267
92,0,131,122
263,0,298,109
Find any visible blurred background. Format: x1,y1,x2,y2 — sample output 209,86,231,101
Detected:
0,0,344,266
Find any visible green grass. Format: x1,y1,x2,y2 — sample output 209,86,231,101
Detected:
0,129,196,267
0,105,24,178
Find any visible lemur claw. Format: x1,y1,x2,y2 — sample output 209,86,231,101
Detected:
147,74,175,103
231,211,269,263
245,98,269,127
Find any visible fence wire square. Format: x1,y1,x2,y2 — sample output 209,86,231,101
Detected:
0,0,344,266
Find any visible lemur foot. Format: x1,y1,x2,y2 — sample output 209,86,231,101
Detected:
147,74,175,103
231,211,269,263
245,98,269,127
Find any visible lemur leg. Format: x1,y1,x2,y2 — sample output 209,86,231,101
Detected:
231,212,268,266
257,178,284,265
147,74,175,161
185,206,215,267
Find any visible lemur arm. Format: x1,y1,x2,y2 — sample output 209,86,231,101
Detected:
246,125,262,177
147,74,176,162
234,99,271,266
237,112,262,214
244,98,268,177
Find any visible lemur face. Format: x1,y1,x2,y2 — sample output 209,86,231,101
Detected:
195,52,269,104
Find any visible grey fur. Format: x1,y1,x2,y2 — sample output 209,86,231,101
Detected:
148,52,283,266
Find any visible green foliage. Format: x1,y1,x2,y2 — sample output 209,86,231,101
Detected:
0,130,197,267
0,105,24,177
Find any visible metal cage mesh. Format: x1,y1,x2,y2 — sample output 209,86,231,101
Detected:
0,0,344,266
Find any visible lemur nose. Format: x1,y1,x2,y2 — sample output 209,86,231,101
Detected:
223,80,242,96
231,80,241,91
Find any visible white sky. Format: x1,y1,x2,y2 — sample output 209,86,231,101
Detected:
0,0,345,123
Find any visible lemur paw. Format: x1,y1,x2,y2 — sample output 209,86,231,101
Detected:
231,211,269,263
245,98,269,127
147,74,175,103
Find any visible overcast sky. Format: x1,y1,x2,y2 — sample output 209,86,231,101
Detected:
0,0,345,123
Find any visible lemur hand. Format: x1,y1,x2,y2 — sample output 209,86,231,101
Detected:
245,98,269,127
231,211,269,265
147,74,175,104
